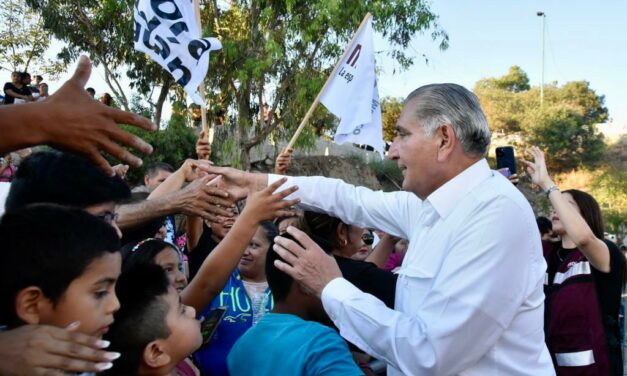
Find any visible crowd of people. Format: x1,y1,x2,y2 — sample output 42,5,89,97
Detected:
0,56,624,376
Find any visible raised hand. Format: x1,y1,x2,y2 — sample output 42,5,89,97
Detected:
198,165,267,201
174,175,235,221
37,56,156,176
274,148,293,175
520,146,554,190
196,130,211,160
241,177,300,222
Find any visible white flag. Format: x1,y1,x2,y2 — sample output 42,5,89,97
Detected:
320,17,384,156
134,0,221,105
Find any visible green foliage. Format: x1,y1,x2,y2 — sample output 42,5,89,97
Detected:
381,97,403,142
118,114,197,185
589,166,627,239
26,0,172,113
475,66,608,171
0,0,64,77
201,0,448,169
527,105,606,171
368,158,403,191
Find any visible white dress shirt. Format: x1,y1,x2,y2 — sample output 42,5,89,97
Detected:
269,159,554,375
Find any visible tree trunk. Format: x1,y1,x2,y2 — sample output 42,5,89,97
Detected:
154,76,172,127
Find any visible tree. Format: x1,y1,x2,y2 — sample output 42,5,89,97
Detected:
27,0,172,124
201,1,448,169
381,96,403,142
474,66,608,171
0,0,64,77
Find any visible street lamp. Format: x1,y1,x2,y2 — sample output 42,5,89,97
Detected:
537,11,546,106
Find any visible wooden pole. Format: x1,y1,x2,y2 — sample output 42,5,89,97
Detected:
193,0,213,149
284,13,372,151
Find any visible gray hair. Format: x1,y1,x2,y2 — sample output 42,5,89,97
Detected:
405,83,491,156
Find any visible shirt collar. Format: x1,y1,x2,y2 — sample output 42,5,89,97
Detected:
426,158,492,219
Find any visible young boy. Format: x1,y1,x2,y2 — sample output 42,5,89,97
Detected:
103,263,202,375
227,232,364,376
0,204,122,371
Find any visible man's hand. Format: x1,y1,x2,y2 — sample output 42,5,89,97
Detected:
39,56,156,176
273,226,342,298
196,130,211,160
172,175,235,221
0,323,120,376
199,165,267,201
274,148,293,175
180,159,212,182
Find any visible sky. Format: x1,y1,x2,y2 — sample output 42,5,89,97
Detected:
377,0,627,126
3,0,626,127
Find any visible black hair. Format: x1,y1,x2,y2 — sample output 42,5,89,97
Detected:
265,231,333,303
536,216,552,235
5,151,130,211
102,263,172,375
0,204,120,326
303,211,346,249
86,87,95,94
121,238,179,274
258,220,279,245
562,189,604,239
20,72,30,80
145,162,175,177
120,192,166,245
34,75,43,81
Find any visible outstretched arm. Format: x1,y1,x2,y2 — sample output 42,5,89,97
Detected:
181,178,300,312
522,146,610,272
0,56,155,176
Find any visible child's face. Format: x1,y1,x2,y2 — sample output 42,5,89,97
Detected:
161,287,202,362
154,247,187,293
39,252,121,337
238,226,270,278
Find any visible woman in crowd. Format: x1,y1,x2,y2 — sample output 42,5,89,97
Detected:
193,221,278,376
523,146,625,375
122,238,188,292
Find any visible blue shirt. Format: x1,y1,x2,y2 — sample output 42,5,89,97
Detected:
194,269,272,376
227,313,363,376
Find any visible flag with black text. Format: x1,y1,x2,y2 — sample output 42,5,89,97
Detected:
134,0,221,105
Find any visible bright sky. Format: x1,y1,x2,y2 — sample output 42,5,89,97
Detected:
3,1,626,127
377,0,627,126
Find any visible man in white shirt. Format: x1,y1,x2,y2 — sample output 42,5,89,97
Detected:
206,84,554,375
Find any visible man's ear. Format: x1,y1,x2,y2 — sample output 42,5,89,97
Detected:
435,124,456,162
143,340,171,369
144,175,150,186
15,287,49,325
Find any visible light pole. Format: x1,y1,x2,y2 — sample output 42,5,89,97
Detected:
537,11,545,106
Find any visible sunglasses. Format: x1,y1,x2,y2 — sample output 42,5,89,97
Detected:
361,232,374,246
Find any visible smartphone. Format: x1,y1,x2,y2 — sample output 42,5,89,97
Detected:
200,307,227,346
495,146,517,178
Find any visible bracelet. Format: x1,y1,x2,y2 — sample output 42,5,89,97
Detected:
545,185,560,197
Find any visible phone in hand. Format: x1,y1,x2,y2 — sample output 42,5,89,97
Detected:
495,146,517,179
200,306,227,346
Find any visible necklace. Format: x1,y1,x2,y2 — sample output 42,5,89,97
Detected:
557,247,571,263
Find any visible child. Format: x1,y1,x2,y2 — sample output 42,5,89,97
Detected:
227,230,364,376
103,263,202,375
0,204,122,372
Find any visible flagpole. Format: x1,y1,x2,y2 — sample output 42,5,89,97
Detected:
193,0,214,152
284,12,372,151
